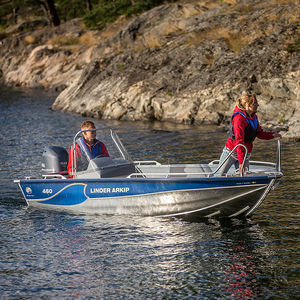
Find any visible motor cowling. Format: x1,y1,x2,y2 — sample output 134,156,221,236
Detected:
42,146,68,174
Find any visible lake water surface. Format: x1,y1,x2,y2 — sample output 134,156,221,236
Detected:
0,87,299,299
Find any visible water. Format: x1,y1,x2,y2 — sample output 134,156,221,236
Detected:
0,87,299,299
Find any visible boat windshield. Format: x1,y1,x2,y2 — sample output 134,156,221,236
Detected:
72,128,132,174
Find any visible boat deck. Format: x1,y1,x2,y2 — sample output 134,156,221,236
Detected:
130,160,279,179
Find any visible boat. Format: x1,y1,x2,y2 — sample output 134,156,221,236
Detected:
14,128,283,219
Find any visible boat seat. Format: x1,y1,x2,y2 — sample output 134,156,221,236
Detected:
136,163,213,178
169,164,213,177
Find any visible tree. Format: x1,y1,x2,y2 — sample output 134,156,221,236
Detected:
86,0,92,11
36,0,60,26
0,0,22,26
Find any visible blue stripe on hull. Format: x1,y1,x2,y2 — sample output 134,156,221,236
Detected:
19,177,272,206
41,184,87,205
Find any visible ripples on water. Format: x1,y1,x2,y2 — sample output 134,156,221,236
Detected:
0,87,299,299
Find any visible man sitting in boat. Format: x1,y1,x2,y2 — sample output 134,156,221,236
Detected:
67,120,109,178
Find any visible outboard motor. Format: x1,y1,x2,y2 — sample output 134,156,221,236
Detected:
42,146,68,175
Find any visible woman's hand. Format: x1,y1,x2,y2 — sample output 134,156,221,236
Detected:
239,164,245,176
273,132,282,139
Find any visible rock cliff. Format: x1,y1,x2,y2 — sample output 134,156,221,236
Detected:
0,0,299,139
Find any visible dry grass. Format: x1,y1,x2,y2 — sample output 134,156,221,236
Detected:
24,35,36,44
48,32,99,48
79,32,98,47
233,0,297,11
186,0,300,51
180,3,206,18
135,32,163,51
204,53,215,65
187,28,250,52
269,0,299,4
47,34,80,46
266,13,280,23
100,15,129,40
100,27,120,40
226,32,249,52
132,22,181,51
223,0,237,4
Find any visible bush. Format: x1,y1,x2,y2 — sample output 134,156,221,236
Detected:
83,0,165,30
287,37,300,53
0,32,7,41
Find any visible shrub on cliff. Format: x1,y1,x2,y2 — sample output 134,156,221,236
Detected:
82,0,167,30
287,37,300,53
1,0,173,30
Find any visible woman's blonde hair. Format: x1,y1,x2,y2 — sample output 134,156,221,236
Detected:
236,92,257,110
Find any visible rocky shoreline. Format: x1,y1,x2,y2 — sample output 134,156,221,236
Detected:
0,0,299,139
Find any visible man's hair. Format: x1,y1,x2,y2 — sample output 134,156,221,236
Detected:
81,120,95,130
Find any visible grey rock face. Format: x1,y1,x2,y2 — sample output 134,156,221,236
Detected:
0,1,299,139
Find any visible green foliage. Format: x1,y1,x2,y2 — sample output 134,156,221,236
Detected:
82,0,165,30
278,114,286,124
124,0,165,17
0,0,44,28
0,31,7,41
56,0,91,22
0,0,168,30
286,36,300,53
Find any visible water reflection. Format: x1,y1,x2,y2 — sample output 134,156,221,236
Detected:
1,200,297,298
224,239,260,299
9,209,282,298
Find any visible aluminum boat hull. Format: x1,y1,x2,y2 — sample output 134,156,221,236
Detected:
16,175,280,218
14,130,283,219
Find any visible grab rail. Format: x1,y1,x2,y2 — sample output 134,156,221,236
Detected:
134,161,162,166
128,144,248,178
212,144,248,176
276,139,281,172
42,174,67,179
210,140,282,171
72,129,90,178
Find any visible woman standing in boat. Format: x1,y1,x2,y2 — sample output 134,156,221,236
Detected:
67,121,109,177
218,92,282,176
